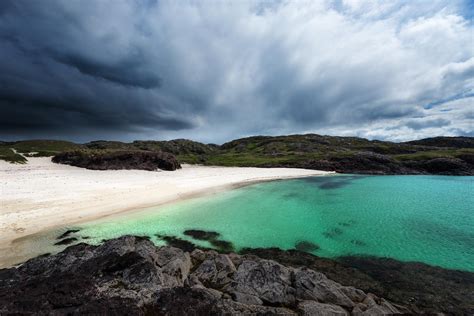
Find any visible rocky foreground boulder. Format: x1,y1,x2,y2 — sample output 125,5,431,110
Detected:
52,150,181,171
0,236,410,315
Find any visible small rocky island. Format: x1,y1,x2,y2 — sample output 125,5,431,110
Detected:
0,236,408,315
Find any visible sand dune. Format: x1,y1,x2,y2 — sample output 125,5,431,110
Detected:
0,157,332,267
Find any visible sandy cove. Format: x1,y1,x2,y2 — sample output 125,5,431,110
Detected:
0,157,332,267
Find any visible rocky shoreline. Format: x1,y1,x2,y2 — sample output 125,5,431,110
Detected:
243,248,474,315
1,235,473,315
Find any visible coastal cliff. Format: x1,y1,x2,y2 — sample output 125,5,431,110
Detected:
0,236,410,315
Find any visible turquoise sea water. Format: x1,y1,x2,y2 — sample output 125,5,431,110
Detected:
75,175,474,272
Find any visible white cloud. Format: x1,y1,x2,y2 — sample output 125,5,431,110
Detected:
1,0,472,142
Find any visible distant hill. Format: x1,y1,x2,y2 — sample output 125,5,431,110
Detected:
1,134,473,175
405,136,474,148
210,134,474,175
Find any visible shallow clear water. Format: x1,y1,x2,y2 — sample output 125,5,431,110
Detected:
75,175,474,272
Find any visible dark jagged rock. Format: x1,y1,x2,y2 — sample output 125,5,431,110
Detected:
340,256,474,315
457,153,474,164
405,157,472,175
183,229,220,241
54,237,78,245
241,247,474,315
52,150,181,171
295,241,320,252
329,152,408,175
189,250,236,289
405,136,474,148
0,236,412,315
297,301,349,315
150,286,298,315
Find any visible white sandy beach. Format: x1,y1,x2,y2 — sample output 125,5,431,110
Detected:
0,157,332,267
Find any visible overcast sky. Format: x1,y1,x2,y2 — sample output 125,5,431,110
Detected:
0,0,472,143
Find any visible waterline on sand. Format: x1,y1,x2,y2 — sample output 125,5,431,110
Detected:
12,175,474,272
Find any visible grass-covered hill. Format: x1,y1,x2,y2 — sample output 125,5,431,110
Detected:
0,140,81,163
405,136,474,148
1,135,473,175
203,134,474,175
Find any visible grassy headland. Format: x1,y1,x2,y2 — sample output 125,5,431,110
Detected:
0,146,27,164
1,135,473,175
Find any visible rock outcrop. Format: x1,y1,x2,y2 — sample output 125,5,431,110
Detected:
267,152,474,175
52,150,181,171
0,236,410,315
242,247,474,315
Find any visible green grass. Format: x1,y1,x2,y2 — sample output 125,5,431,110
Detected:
11,140,82,155
0,140,82,164
0,147,27,164
199,152,319,167
204,153,277,166
176,154,208,164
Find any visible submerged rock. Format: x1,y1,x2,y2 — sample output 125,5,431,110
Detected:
183,229,220,241
0,236,412,315
338,222,351,227
183,229,235,252
350,240,367,247
209,239,235,252
155,234,196,252
323,228,344,239
295,241,320,252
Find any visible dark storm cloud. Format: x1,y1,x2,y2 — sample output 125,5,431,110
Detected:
0,43,191,138
0,0,195,139
406,118,451,130
54,53,162,89
0,0,472,142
